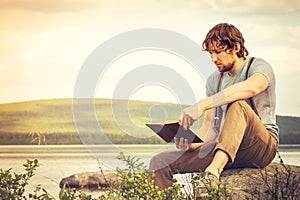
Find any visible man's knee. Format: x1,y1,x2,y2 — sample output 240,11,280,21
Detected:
226,100,253,116
149,155,159,170
227,100,248,109
149,153,169,172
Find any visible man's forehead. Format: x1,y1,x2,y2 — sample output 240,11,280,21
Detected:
207,41,225,51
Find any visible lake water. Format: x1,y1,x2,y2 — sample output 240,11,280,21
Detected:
0,144,299,199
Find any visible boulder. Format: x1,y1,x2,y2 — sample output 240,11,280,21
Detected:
59,162,300,199
59,170,119,190
220,162,300,199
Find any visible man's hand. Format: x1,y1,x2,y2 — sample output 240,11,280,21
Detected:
174,137,203,151
179,102,205,130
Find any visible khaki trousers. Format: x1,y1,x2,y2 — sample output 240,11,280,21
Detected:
149,100,278,189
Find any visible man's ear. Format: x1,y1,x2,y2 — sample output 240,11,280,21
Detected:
234,43,241,52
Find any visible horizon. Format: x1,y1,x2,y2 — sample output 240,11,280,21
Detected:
0,97,299,118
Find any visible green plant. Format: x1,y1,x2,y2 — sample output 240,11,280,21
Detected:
29,127,46,145
256,153,300,200
4,154,298,200
0,159,55,200
59,187,93,200
98,153,231,199
190,173,230,200
103,152,186,199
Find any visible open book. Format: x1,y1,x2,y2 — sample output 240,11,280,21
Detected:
146,120,203,143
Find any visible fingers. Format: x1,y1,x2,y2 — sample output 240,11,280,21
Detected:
183,115,189,130
179,103,203,130
180,114,195,130
174,137,179,149
174,137,189,151
178,114,183,126
184,138,188,151
187,117,195,129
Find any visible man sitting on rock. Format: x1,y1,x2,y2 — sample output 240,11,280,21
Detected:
149,23,279,190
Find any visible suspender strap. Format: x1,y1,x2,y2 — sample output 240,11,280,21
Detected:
245,57,260,118
217,73,224,92
214,73,224,129
245,57,255,78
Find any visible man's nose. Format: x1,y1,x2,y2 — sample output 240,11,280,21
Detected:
211,53,217,62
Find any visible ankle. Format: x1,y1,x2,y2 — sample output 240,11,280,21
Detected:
205,167,222,179
205,170,219,179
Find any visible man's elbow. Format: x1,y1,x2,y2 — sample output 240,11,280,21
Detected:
241,82,261,98
246,86,265,97
245,73,269,97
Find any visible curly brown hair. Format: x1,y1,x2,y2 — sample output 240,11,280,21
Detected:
202,23,248,59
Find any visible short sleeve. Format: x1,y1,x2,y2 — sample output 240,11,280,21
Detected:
248,58,275,84
206,70,220,97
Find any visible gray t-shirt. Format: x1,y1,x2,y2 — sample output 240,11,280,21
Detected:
206,57,279,137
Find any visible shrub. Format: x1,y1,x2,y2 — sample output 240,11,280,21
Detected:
2,153,299,200
102,152,186,199
58,187,93,200
253,154,300,200
0,159,55,200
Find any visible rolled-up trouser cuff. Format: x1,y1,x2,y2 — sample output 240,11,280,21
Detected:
213,144,237,163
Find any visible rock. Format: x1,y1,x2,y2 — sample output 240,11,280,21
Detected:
59,162,300,199
220,162,300,199
59,170,119,190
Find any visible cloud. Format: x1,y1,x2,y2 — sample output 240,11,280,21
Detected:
245,24,300,49
2,0,300,16
0,0,100,13
190,0,300,15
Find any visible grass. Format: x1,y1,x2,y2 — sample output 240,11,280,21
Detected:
0,98,299,145
0,98,201,145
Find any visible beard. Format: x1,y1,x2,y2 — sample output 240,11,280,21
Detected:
218,61,234,73
222,63,234,72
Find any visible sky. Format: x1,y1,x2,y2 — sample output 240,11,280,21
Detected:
0,0,300,116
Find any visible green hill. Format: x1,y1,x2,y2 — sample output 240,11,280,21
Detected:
276,115,300,143
0,99,299,144
0,99,192,144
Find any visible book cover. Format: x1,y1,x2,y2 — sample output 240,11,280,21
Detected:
146,120,202,143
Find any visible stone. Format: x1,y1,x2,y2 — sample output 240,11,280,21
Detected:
59,162,300,199
59,170,119,190
220,162,300,199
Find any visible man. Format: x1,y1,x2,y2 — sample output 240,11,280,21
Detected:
149,23,279,190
